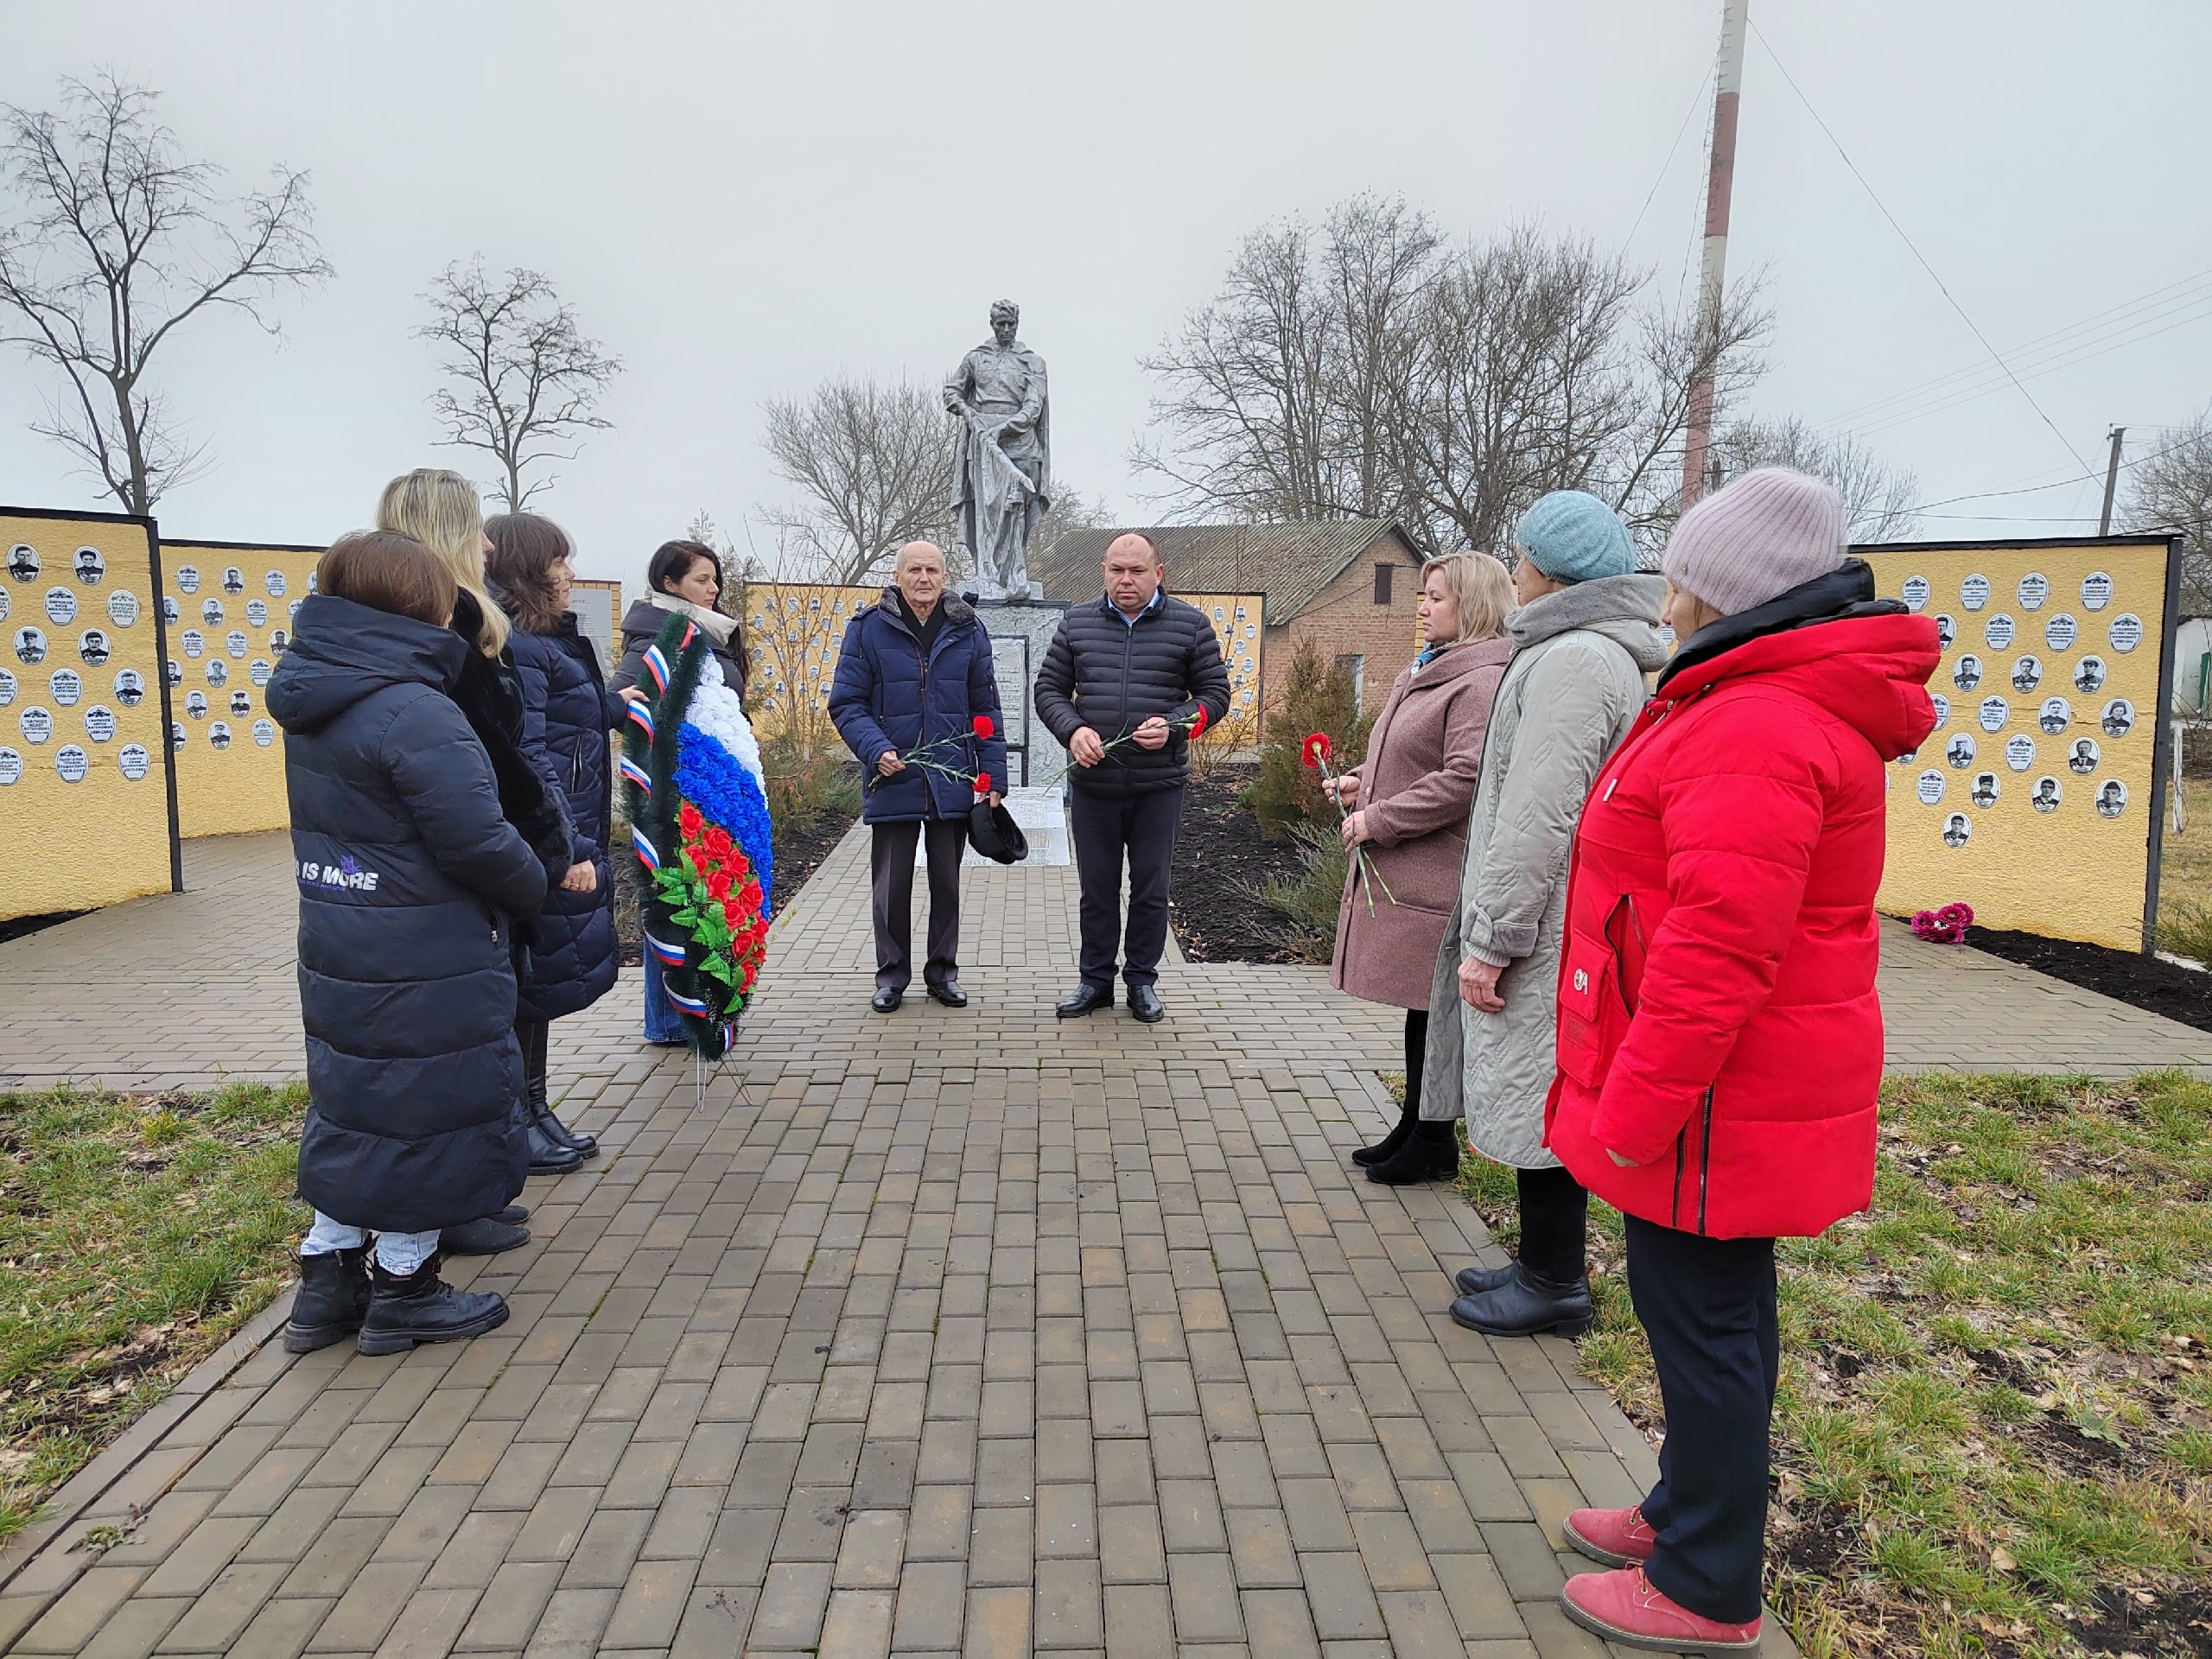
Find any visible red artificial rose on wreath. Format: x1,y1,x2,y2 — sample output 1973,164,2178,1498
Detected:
1300,732,1332,768
707,869,734,899
1188,706,1209,741
685,843,709,874
678,802,704,839
703,826,734,859
973,714,995,740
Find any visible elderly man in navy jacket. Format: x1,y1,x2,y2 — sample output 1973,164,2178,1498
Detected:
1034,532,1232,1023
830,543,1008,1013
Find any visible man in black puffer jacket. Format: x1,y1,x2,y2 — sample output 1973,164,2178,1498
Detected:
1034,532,1231,1022
267,532,549,1356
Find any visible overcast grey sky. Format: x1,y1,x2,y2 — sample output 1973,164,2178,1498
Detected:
4,1,2209,582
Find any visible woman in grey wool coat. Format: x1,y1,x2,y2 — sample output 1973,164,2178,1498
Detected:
1423,490,1668,1341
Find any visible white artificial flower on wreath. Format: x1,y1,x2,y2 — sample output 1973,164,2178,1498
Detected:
685,655,766,792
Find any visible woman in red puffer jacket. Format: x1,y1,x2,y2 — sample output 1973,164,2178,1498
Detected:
1545,469,1938,1656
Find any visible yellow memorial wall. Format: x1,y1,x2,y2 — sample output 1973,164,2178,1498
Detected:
161,540,324,839
1864,537,2178,951
0,508,177,920
740,583,1267,753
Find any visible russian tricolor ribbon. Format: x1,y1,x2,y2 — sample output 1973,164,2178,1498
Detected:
642,643,671,696
664,985,712,1018
632,825,661,872
625,700,655,742
645,932,689,968
620,755,652,792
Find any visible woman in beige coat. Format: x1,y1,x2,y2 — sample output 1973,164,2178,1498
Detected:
1329,552,1515,1183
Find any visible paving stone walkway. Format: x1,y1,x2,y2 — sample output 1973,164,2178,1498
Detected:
1,824,2207,1657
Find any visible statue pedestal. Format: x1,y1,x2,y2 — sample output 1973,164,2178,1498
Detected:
973,597,1069,792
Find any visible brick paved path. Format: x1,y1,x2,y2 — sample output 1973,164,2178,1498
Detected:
3,824,2207,1656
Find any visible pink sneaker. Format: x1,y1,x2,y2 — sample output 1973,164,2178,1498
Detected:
1560,1567,1762,1655
1563,1504,1657,1567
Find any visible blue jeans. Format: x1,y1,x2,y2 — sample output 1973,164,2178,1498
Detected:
302,1212,437,1274
643,953,688,1043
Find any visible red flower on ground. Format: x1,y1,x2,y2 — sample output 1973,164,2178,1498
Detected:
703,826,734,860
973,715,995,740
678,802,704,839
1300,732,1332,768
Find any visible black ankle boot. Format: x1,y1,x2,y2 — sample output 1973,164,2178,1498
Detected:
283,1248,372,1353
527,1071,597,1159
357,1254,510,1356
1448,1262,1594,1338
526,1109,583,1174
441,1216,531,1255
1351,1096,1420,1167
1366,1120,1459,1185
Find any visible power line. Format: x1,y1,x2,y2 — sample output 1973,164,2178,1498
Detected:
1905,429,2203,512
1820,268,2212,430
1750,18,2094,475
1626,69,1713,252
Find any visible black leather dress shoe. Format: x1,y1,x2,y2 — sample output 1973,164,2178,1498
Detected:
1127,984,1166,1024
1055,982,1113,1019
927,981,968,1008
871,987,903,1014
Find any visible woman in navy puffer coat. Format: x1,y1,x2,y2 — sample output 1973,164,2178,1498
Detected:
269,532,546,1355
487,515,619,1155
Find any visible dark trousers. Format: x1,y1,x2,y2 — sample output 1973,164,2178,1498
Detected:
1069,785,1185,989
1402,1008,1428,1116
870,818,966,991
1516,1165,1589,1282
1624,1212,1778,1625
517,1018,548,1095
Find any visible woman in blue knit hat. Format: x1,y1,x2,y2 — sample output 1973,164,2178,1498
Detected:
1421,490,1669,1338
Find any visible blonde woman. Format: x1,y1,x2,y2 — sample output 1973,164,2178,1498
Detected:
375,471,586,1201
1329,552,1515,1183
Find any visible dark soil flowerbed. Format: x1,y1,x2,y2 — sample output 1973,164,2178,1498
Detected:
0,911,84,947
1168,769,1306,963
1965,925,2212,1035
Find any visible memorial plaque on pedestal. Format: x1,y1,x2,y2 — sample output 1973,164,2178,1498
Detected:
975,597,1067,790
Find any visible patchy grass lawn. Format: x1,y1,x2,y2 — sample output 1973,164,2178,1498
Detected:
0,1083,307,1545
1429,1071,2212,1659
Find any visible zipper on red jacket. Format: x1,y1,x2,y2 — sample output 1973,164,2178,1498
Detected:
1669,1128,1686,1229
1695,1087,1716,1236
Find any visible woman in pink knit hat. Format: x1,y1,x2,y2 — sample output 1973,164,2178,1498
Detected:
1546,468,1938,1654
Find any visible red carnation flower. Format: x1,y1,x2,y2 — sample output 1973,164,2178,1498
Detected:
678,803,704,838
703,826,734,859
1300,732,1332,768
1188,707,1209,741
972,773,991,797
974,715,995,740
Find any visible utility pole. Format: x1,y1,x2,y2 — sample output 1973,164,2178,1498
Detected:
2098,425,2126,535
1681,0,1751,510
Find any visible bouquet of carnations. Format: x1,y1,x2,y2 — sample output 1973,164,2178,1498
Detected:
1910,902,1974,944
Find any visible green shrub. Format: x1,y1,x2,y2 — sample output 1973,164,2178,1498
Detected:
1248,634,1372,842
2154,899,2212,963
1258,823,1347,963
760,725,862,834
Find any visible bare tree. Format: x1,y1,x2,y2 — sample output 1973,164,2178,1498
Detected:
418,259,621,509
2124,412,2212,616
1134,196,1768,558
1707,416,1922,543
0,74,329,514
1028,481,1114,561
760,377,956,584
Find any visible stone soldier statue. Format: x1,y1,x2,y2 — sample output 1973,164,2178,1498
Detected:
944,300,1051,601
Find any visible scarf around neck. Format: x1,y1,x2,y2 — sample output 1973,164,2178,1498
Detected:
647,589,738,645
